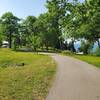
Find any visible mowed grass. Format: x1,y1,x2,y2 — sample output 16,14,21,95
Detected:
0,49,56,100
74,55,100,68
61,51,100,68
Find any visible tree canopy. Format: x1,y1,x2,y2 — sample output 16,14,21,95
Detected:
0,0,100,53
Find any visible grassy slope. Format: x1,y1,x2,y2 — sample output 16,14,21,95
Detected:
74,55,100,68
61,52,100,68
0,49,56,100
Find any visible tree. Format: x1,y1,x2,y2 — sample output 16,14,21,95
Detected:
63,0,81,51
34,13,52,50
46,0,67,49
0,12,20,48
85,0,100,48
75,0,100,47
30,35,41,52
79,40,93,54
23,16,37,35
0,33,3,47
63,0,100,53
0,23,4,47
22,16,37,47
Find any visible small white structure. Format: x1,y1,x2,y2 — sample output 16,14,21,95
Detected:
2,41,9,48
76,52,83,55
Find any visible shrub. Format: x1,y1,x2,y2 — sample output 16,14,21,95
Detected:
79,41,93,54
94,48,100,56
61,50,74,55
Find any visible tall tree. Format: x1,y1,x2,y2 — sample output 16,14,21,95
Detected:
85,0,100,48
0,23,4,47
22,16,37,46
34,13,52,50
0,12,20,48
74,0,100,48
63,0,81,51
46,0,67,49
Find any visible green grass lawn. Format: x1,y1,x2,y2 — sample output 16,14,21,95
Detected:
61,51,100,68
74,55,100,68
0,49,56,100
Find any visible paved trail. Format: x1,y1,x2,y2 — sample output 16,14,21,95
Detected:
45,53,100,100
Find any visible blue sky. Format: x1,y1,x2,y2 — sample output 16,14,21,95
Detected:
0,0,84,18
0,0,47,18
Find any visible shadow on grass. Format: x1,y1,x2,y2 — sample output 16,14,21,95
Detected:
13,48,61,53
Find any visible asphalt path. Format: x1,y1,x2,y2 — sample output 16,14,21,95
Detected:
44,53,100,100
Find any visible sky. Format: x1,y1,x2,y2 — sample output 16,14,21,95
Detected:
0,0,84,19
0,0,47,18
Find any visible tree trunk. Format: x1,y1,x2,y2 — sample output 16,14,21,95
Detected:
46,45,48,51
97,39,100,48
45,43,48,51
71,39,76,52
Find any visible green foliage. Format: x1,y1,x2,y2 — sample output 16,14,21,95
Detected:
0,33,3,47
34,13,52,50
30,36,41,51
94,48,100,57
23,16,37,35
0,12,20,48
21,16,37,47
61,50,74,55
46,0,67,49
0,0,100,53
63,0,100,53
0,24,5,47
79,41,93,54
0,49,56,100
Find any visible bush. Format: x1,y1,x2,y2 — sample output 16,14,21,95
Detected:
79,41,93,54
61,50,74,55
94,48,100,56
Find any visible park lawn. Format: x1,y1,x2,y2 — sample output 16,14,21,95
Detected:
74,55,100,68
0,49,56,100
61,51,100,68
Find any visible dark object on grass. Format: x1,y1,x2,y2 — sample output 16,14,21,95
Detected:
16,63,25,66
